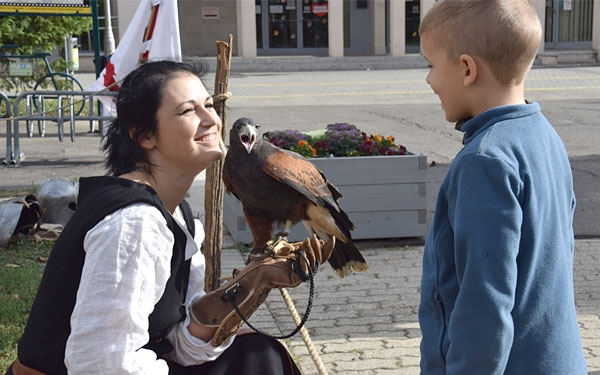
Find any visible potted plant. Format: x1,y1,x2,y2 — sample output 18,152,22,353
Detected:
222,123,428,242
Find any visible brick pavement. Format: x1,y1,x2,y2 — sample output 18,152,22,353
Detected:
219,236,600,374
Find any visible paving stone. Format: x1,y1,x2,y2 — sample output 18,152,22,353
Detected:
219,229,600,373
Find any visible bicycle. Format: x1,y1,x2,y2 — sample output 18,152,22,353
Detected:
0,43,85,124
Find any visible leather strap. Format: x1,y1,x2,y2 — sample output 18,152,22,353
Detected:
11,359,48,375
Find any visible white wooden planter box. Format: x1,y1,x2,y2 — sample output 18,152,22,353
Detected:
223,152,428,243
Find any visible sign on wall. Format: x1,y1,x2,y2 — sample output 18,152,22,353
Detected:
202,6,219,19
563,0,572,11
0,0,91,15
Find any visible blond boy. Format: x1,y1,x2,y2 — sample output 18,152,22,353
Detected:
418,0,587,373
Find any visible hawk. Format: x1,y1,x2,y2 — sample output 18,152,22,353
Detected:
223,117,368,277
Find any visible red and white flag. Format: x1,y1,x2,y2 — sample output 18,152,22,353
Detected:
88,0,181,116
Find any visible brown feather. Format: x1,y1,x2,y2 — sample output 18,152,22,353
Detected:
242,209,273,247
263,150,332,202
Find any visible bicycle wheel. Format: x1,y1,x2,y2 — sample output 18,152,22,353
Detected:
33,72,85,117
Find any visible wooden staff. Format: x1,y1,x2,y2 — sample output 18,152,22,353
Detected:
204,34,233,293
202,35,328,375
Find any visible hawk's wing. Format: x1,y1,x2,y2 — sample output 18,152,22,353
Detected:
222,155,241,201
262,149,340,210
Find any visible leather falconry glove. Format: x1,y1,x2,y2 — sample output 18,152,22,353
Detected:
190,234,335,346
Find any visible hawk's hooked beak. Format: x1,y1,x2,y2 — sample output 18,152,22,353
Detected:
240,125,257,154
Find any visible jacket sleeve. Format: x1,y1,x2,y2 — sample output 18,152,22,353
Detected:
445,154,523,374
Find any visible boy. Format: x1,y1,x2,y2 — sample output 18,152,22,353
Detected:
418,0,588,374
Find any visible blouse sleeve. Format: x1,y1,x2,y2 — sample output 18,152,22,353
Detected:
65,203,174,375
164,218,235,366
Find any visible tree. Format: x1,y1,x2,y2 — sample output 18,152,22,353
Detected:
0,15,92,90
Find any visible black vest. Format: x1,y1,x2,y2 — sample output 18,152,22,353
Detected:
17,176,194,375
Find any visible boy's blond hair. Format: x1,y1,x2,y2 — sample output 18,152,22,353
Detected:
419,0,542,85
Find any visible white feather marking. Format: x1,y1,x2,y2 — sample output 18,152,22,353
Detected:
303,204,349,243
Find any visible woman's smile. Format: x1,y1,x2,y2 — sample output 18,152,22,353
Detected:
195,132,219,143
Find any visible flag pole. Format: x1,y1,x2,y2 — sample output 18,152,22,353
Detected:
204,34,233,293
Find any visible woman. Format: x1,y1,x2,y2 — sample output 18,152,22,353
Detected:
7,60,331,375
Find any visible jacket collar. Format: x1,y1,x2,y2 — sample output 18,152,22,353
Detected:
455,100,538,145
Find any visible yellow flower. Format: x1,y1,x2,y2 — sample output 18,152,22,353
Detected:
374,134,383,143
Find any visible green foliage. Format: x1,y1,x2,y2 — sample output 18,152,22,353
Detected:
232,242,251,255
0,188,36,199
0,238,53,370
0,15,92,90
290,141,318,158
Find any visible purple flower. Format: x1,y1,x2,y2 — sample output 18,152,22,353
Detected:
264,130,309,150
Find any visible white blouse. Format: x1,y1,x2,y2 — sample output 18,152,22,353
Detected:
64,203,234,375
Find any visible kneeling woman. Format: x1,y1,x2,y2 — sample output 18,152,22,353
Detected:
7,60,331,375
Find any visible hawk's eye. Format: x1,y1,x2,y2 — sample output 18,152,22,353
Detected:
255,125,260,130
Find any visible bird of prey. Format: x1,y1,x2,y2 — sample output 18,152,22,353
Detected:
223,117,368,277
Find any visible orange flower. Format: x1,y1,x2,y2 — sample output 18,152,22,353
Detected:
298,140,307,147
386,135,395,143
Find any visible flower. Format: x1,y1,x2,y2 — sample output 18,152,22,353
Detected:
265,123,407,158
263,129,310,150
291,140,317,158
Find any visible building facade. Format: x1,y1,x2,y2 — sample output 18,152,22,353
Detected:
97,0,599,60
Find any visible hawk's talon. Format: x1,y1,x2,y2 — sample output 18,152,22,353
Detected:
274,230,290,241
245,246,265,265
265,237,286,252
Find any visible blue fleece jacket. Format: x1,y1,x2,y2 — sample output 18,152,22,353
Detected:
419,102,587,374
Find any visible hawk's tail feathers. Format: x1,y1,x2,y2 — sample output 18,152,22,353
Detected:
305,200,368,277
328,239,369,278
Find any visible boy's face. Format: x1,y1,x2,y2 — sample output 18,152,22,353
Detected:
422,34,471,123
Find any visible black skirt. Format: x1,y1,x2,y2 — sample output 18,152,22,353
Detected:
5,334,302,375
167,333,302,375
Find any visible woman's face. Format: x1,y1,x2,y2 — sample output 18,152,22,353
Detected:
148,72,223,174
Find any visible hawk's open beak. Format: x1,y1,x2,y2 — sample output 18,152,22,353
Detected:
240,126,257,154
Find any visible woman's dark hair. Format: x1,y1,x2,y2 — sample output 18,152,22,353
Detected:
102,58,210,176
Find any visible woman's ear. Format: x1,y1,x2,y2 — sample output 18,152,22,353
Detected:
130,128,156,150
459,54,478,87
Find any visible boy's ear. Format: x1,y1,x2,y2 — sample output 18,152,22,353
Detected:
130,128,156,150
459,54,478,87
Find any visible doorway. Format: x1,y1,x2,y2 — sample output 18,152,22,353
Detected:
545,0,594,49
256,0,330,55
383,0,421,54
344,0,371,55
